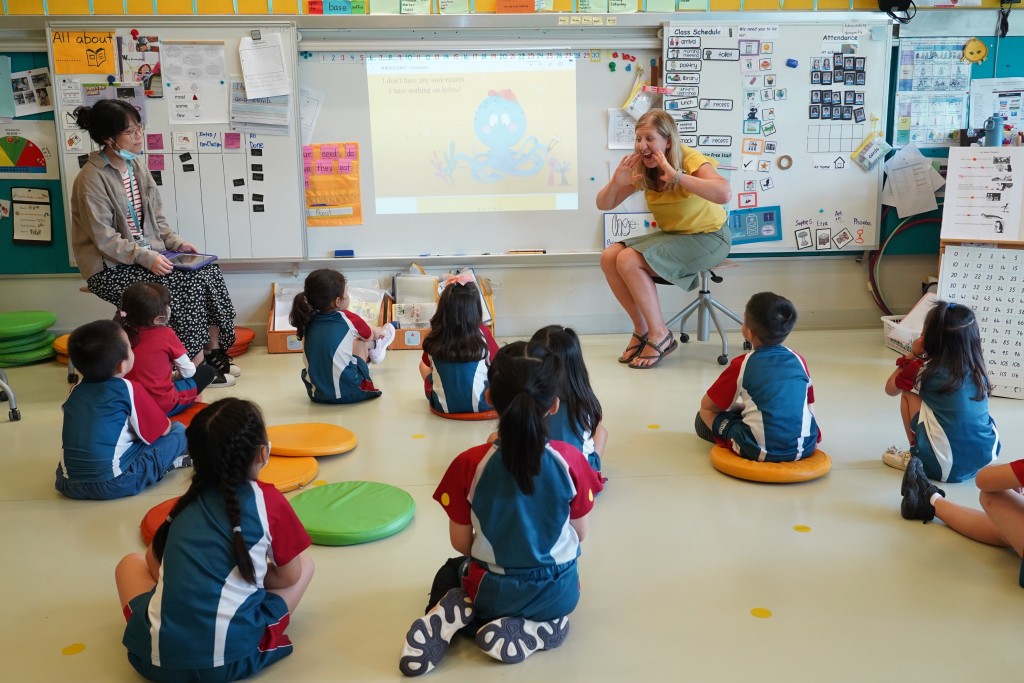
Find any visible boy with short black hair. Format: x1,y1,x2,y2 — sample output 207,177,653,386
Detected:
695,292,821,462
55,319,188,500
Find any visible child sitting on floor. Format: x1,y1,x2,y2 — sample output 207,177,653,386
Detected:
55,319,188,500
289,269,395,404
419,275,499,415
695,291,821,462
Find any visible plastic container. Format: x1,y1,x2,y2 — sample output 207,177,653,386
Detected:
881,315,916,355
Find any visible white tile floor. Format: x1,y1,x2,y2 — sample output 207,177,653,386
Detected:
2,329,1023,682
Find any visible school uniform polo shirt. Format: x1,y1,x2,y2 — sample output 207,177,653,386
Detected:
126,326,196,414
60,377,169,483
301,310,372,402
422,325,499,414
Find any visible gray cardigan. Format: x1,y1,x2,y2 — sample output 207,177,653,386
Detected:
71,150,184,280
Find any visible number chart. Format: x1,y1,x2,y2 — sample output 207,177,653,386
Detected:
939,245,1024,399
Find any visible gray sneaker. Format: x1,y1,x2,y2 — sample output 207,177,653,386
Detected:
883,445,913,471
901,456,945,522
475,616,570,664
399,588,475,677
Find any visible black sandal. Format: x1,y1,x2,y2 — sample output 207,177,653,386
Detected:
629,332,677,369
618,332,648,364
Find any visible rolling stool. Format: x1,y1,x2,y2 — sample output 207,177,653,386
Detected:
0,368,20,421
654,264,750,366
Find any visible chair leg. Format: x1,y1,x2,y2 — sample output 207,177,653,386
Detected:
668,297,701,338
705,304,730,364
707,295,744,327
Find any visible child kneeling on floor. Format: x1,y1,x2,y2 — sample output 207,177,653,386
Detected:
55,319,189,500
695,291,821,461
399,341,602,676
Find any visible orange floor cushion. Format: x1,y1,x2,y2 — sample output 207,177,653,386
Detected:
140,496,180,545
710,446,831,483
226,327,256,358
430,407,498,421
267,423,358,457
170,402,210,428
258,456,319,493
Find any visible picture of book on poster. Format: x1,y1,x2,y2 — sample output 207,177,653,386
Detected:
118,33,162,98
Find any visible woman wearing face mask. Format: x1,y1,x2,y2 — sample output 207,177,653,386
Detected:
595,109,732,370
70,99,240,383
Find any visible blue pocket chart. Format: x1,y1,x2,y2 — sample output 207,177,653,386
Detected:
728,206,783,245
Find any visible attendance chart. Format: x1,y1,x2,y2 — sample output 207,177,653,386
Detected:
939,245,1024,399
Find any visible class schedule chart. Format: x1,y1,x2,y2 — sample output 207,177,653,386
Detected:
939,245,1024,399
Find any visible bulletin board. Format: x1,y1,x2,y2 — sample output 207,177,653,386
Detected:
663,15,893,253
47,21,305,263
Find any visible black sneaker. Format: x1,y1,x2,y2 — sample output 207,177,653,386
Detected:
172,454,192,469
399,588,475,677
901,456,945,522
206,349,241,378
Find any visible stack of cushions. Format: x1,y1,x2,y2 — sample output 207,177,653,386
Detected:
0,311,57,367
226,326,256,358
52,334,70,366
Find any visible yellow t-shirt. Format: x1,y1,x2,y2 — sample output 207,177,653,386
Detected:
642,146,728,235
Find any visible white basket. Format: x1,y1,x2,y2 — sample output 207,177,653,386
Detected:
881,315,916,355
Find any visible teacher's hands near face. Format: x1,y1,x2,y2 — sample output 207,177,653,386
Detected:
148,253,174,276
652,151,681,185
613,153,640,185
178,242,199,254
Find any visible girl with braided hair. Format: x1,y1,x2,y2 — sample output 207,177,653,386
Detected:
399,341,603,676
115,398,315,683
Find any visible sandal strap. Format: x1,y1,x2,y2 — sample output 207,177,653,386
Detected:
645,332,674,353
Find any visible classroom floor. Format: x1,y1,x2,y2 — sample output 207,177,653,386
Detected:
2,328,1022,682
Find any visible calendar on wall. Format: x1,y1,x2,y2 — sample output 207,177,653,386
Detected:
939,245,1024,399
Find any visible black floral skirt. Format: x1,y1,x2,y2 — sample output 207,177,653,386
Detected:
86,263,237,359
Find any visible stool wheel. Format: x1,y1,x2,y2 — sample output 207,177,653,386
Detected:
9,408,20,422
743,341,752,351
680,332,690,343
67,372,78,385
0,390,7,402
717,354,729,366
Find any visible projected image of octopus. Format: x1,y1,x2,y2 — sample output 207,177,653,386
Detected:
438,89,549,183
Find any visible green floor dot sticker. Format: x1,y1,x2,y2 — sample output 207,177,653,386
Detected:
751,608,772,619
62,643,86,655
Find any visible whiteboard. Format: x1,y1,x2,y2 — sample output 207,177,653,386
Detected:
300,48,658,259
49,22,305,263
664,17,892,253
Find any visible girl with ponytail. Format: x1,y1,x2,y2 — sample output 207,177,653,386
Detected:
399,341,603,676
115,398,315,682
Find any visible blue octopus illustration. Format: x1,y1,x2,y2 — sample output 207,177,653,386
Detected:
439,89,550,183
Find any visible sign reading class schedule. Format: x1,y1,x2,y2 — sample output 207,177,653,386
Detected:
52,31,117,76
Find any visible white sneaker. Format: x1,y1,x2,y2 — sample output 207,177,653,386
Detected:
882,445,912,471
369,323,396,364
208,372,237,388
227,363,242,378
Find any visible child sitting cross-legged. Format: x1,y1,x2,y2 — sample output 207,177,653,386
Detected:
55,319,189,500
695,291,821,462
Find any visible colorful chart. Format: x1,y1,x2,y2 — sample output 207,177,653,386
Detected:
0,136,47,174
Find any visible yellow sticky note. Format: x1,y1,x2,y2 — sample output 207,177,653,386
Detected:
158,0,198,13
48,0,93,13
51,30,117,75
197,0,236,11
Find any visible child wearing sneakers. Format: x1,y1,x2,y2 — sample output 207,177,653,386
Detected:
289,269,395,404
882,300,999,482
399,341,602,676
901,455,1024,585
695,291,821,462
55,319,188,500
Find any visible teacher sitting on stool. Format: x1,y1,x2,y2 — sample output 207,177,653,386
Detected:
70,98,240,384
596,109,732,369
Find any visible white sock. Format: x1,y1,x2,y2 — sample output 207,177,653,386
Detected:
929,491,944,506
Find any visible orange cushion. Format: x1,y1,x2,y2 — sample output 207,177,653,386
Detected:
55,353,69,366
267,423,358,457
258,456,319,493
226,327,256,358
53,333,70,355
170,402,210,428
710,446,831,483
140,496,180,545
430,407,498,421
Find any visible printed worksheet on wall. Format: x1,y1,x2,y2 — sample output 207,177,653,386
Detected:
941,147,1024,242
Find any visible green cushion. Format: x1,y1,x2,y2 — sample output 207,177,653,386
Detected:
0,345,56,367
0,311,56,340
0,333,55,355
0,330,52,352
290,481,415,546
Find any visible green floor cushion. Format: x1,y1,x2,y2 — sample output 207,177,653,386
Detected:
290,481,415,546
0,330,52,352
0,345,56,367
0,311,56,340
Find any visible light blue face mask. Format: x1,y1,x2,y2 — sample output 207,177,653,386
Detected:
116,147,139,162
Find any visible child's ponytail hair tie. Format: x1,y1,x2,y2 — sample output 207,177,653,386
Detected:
947,302,957,309
118,310,127,318
443,272,476,286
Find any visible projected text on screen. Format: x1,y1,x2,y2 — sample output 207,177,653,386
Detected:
366,53,578,215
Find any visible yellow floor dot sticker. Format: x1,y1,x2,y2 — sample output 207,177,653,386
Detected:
647,424,661,430
751,608,772,619
793,525,811,533
62,643,86,655
312,480,328,487
412,434,426,439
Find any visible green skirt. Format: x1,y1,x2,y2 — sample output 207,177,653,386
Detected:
621,226,731,291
